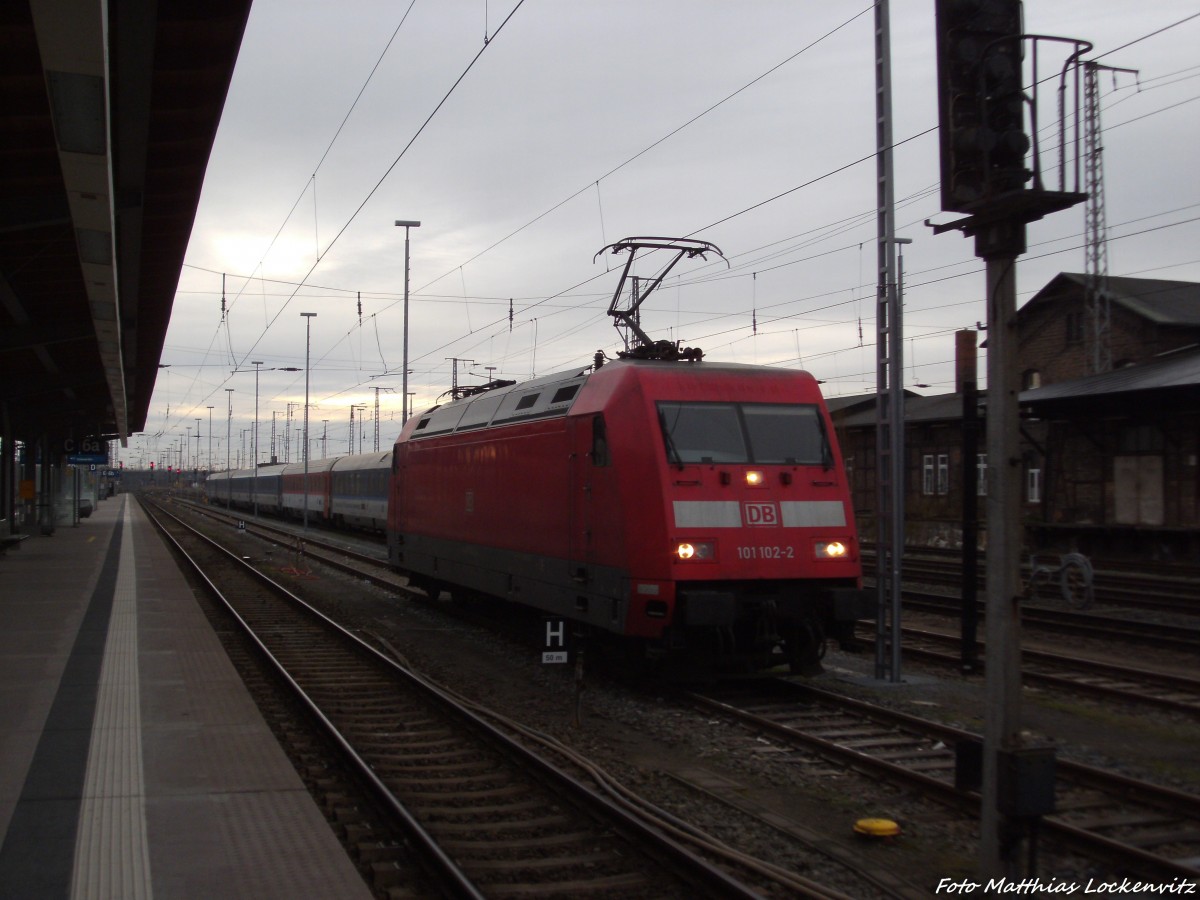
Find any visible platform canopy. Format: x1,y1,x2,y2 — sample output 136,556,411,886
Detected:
0,0,252,445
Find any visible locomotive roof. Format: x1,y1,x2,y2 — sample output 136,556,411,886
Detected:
416,358,814,415
406,358,821,442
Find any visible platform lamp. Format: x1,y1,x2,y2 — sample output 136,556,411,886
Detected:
394,219,421,424
301,313,317,532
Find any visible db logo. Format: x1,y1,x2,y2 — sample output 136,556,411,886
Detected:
742,501,779,527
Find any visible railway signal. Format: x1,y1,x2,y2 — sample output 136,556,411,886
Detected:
932,7,1094,885
934,0,1028,213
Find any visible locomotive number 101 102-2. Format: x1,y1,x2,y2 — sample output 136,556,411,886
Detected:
735,545,796,560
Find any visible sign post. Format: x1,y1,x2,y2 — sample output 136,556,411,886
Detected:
542,618,569,664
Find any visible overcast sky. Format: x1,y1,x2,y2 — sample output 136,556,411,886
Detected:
139,0,1200,469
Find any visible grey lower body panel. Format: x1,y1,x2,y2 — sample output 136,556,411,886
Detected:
393,532,631,635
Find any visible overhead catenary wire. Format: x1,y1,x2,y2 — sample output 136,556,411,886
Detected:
412,3,877,297
159,1,529,442
158,10,1198,438
232,0,530,371
224,0,422,317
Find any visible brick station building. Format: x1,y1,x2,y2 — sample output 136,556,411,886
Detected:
832,273,1200,562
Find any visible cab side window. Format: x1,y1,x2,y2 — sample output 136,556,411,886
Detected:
591,415,610,467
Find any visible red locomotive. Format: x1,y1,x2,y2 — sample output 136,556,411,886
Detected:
388,238,869,673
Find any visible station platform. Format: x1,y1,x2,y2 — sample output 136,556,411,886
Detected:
0,494,372,899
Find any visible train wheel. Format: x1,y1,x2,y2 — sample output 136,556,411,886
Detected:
1059,554,1094,610
406,575,442,600
783,624,826,676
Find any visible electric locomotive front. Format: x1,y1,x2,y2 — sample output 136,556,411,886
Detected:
596,361,869,673
386,358,867,675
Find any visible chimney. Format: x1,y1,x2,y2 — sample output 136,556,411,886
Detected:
955,329,978,394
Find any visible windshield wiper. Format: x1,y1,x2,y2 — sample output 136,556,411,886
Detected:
658,411,685,470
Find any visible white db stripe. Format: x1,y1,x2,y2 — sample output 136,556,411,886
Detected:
780,501,846,527
673,501,741,527
673,500,846,528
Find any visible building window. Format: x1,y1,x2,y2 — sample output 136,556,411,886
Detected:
924,453,949,496
1070,314,1089,348
977,453,988,497
1118,424,1163,454
1027,467,1042,504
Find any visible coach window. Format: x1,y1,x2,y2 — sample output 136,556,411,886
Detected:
591,415,610,467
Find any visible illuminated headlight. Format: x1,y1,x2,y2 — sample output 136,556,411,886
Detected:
745,470,765,487
815,541,847,559
674,541,715,561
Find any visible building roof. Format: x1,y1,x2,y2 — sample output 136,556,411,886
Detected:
835,390,985,429
1,2,252,442
1020,345,1200,410
1023,273,1200,327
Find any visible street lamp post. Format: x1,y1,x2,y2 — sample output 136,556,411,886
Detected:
252,360,262,517
225,389,233,505
394,219,421,424
301,313,317,532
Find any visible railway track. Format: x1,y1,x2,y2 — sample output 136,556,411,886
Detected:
144,497,851,898
864,549,1200,618
900,590,1200,655
898,626,1200,717
688,680,1200,881
180,498,1200,721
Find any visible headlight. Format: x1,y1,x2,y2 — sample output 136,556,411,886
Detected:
674,540,715,561
745,470,765,487
815,540,847,559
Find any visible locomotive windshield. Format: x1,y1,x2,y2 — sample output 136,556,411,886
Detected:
657,401,830,466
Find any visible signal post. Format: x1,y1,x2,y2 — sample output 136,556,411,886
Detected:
932,0,1089,882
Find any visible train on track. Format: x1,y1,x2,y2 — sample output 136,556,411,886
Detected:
206,357,869,674
207,449,392,532
207,238,871,674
